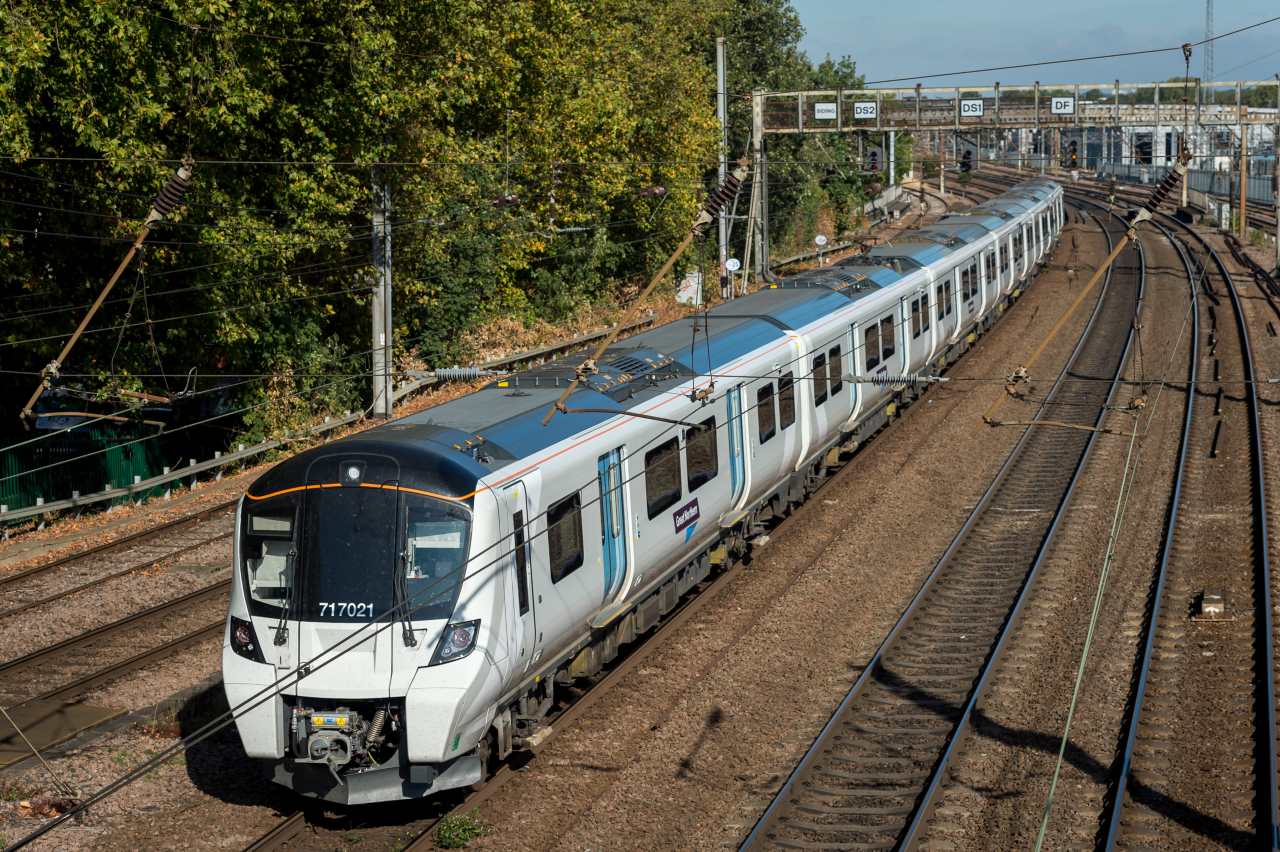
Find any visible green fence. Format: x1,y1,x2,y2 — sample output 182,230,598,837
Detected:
0,422,167,516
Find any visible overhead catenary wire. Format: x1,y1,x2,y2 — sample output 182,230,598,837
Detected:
860,14,1280,85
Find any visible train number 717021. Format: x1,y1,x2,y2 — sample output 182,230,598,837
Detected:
318,601,374,618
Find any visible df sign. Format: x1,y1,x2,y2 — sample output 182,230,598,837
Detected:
960,99,984,117
1050,97,1076,115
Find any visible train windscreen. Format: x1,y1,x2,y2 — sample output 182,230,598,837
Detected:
241,490,470,623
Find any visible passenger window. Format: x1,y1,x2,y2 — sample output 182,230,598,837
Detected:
864,323,881,370
644,438,681,518
513,510,529,615
945,283,954,315
812,353,828,405
685,417,718,491
921,293,930,330
778,373,796,429
756,384,776,443
547,493,584,583
880,316,895,360
911,299,921,338
828,346,843,397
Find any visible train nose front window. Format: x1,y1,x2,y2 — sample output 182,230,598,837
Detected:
241,490,469,623
402,497,471,621
243,504,297,611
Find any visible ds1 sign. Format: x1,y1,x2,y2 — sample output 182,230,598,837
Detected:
851,101,878,120
960,99,984,117
1050,97,1076,115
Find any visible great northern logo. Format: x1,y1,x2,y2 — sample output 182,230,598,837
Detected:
672,498,700,541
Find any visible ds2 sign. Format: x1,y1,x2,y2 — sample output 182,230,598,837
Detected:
851,101,877,120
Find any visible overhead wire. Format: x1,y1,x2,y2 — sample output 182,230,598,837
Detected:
859,14,1280,85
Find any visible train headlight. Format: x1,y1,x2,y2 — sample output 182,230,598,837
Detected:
229,615,266,663
429,620,480,666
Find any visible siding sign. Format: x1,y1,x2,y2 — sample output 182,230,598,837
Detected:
813,102,837,120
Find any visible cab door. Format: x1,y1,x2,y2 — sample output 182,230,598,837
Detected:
504,483,537,673
596,449,628,605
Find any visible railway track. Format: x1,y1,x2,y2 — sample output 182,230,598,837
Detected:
0,499,237,618
741,201,1142,849
962,170,1279,847
0,580,228,709
242,552,752,851
1105,213,1278,848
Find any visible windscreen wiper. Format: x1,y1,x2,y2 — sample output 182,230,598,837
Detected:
396,549,418,648
273,546,296,646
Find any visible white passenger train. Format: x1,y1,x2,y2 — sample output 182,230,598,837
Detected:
223,179,1064,803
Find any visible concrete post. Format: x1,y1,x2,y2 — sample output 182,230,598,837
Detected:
370,170,393,418
1239,121,1248,240
939,131,946,194
716,37,728,298
889,130,896,186
751,90,768,282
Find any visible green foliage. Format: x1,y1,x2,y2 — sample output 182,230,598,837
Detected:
0,1,719,436
435,811,489,848
0,0,876,458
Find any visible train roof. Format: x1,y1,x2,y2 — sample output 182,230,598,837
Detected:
248,180,1060,499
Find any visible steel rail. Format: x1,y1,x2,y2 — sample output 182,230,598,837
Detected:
244,555,753,852
0,581,228,706
973,169,1277,846
742,199,1142,850
1102,213,1278,849
1099,217,1199,847
0,530,233,620
0,498,237,593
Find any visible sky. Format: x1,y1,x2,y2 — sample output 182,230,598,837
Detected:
791,1,1280,89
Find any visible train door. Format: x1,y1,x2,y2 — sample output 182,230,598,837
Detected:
726,385,747,508
596,449,628,605
503,483,537,673
935,270,957,344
